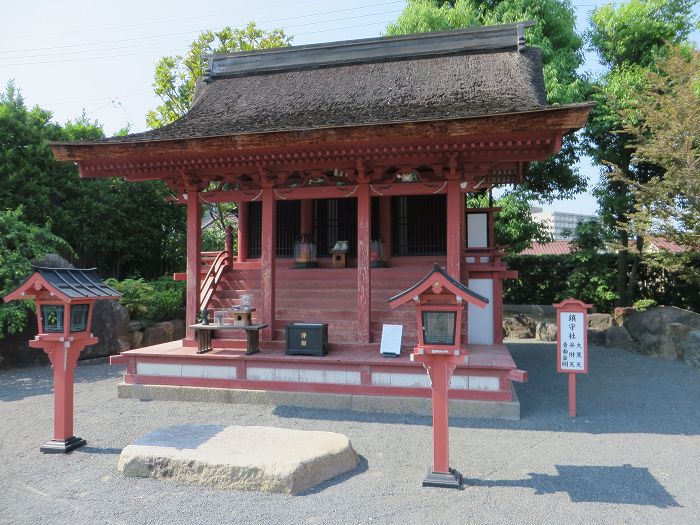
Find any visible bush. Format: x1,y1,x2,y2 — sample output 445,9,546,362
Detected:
105,277,185,323
633,299,658,311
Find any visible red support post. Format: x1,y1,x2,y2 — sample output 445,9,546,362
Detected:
569,373,577,417
300,199,313,236
379,196,392,264
237,201,248,263
446,178,463,279
357,181,371,344
260,188,276,341
224,225,234,267
185,190,201,340
493,277,504,344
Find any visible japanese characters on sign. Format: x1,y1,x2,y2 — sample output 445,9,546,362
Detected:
559,312,585,371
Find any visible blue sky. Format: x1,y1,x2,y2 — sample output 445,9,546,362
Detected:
2,1,699,215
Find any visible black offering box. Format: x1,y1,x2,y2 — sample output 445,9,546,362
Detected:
285,322,328,356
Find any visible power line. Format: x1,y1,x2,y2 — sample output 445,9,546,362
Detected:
0,19,398,67
0,6,403,61
0,1,404,55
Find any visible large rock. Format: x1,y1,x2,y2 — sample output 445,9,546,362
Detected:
142,321,175,347
503,314,536,339
623,307,700,359
588,313,612,331
613,307,635,327
587,328,606,346
171,319,185,340
535,321,557,342
605,326,639,351
83,299,131,359
682,330,700,369
118,425,359,494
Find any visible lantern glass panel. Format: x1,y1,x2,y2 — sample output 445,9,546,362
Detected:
70,304,90,332
421,311,456,345
41,304,65,333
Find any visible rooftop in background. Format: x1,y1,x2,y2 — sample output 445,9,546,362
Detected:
519,240,572,256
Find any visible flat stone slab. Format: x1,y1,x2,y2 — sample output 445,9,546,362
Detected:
118,425,359,494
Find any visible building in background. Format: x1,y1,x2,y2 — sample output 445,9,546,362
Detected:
530,207,597,240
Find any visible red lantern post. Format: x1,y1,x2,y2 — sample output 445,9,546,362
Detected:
388,264,488,488
3,267,120,453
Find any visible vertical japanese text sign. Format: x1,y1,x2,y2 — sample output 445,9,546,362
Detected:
553,298,592,416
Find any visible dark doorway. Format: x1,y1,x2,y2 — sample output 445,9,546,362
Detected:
391,195,446,256
247,200,301,259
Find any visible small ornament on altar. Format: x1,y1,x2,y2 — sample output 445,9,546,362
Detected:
293,234,317,268
200,309,210,325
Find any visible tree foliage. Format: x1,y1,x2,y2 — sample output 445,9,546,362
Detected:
387,0,588,199
616,47,700,282
468,192,552,253
0,81,186,279
146,22,292,128
0,208,73,340
584,0,699,305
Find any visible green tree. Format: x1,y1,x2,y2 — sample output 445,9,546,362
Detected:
146,22,292,129
617,47,700,282
387,0,588,199
584,0,698,305
0,208,73,341
0,81,186,279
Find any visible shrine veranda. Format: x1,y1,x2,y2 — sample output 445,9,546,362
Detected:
51,23,592,411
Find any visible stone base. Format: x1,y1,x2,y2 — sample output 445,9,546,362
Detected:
117,383,521,420
40,436,86,454
118,425,359,494
422,468,463,489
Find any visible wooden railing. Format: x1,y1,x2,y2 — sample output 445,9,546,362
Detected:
199,250,230,311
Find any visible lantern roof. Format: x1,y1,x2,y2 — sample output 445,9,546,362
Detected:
387,264,489,308
3,267,121,303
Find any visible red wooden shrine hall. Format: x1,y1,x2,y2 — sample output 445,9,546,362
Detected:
51,22,592,412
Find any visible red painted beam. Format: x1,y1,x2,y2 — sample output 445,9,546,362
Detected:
237,201,248,263
446,178,463,278
260,188,276,341
357,181,371,344
185,191,201,339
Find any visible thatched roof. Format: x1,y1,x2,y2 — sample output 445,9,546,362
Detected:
92,22,549,144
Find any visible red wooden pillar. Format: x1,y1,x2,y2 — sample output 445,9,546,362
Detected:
260,189,276,341
379,196,392,264
357,181,371,344
493,277,504,344
446,178,463,279
185,190,201,340
237,201,248,263
300,199,313,236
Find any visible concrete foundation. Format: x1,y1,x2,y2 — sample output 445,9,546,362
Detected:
117,382,521,420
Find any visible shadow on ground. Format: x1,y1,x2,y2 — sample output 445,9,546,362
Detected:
465,464,680,508
0,359,124,402
275,342,700,436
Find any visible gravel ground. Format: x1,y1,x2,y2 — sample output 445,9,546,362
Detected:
1,341,699,525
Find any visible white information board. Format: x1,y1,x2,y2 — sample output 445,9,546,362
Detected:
559,311,586,371
380,324,403,357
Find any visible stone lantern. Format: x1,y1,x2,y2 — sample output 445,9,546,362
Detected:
388,264,488,488
3,267,120,453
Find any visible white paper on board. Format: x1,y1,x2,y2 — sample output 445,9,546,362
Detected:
380,324,403,356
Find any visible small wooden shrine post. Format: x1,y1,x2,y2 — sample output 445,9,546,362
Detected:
388,264,488,488
553,298,592,417
3,267,120,453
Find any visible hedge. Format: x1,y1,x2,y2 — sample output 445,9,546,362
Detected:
503,253,700,313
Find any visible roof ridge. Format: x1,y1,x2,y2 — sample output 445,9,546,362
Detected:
205,20,536,81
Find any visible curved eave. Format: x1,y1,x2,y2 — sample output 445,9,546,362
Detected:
51,103,594,164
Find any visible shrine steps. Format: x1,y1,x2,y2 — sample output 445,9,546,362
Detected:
207,262,470,348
